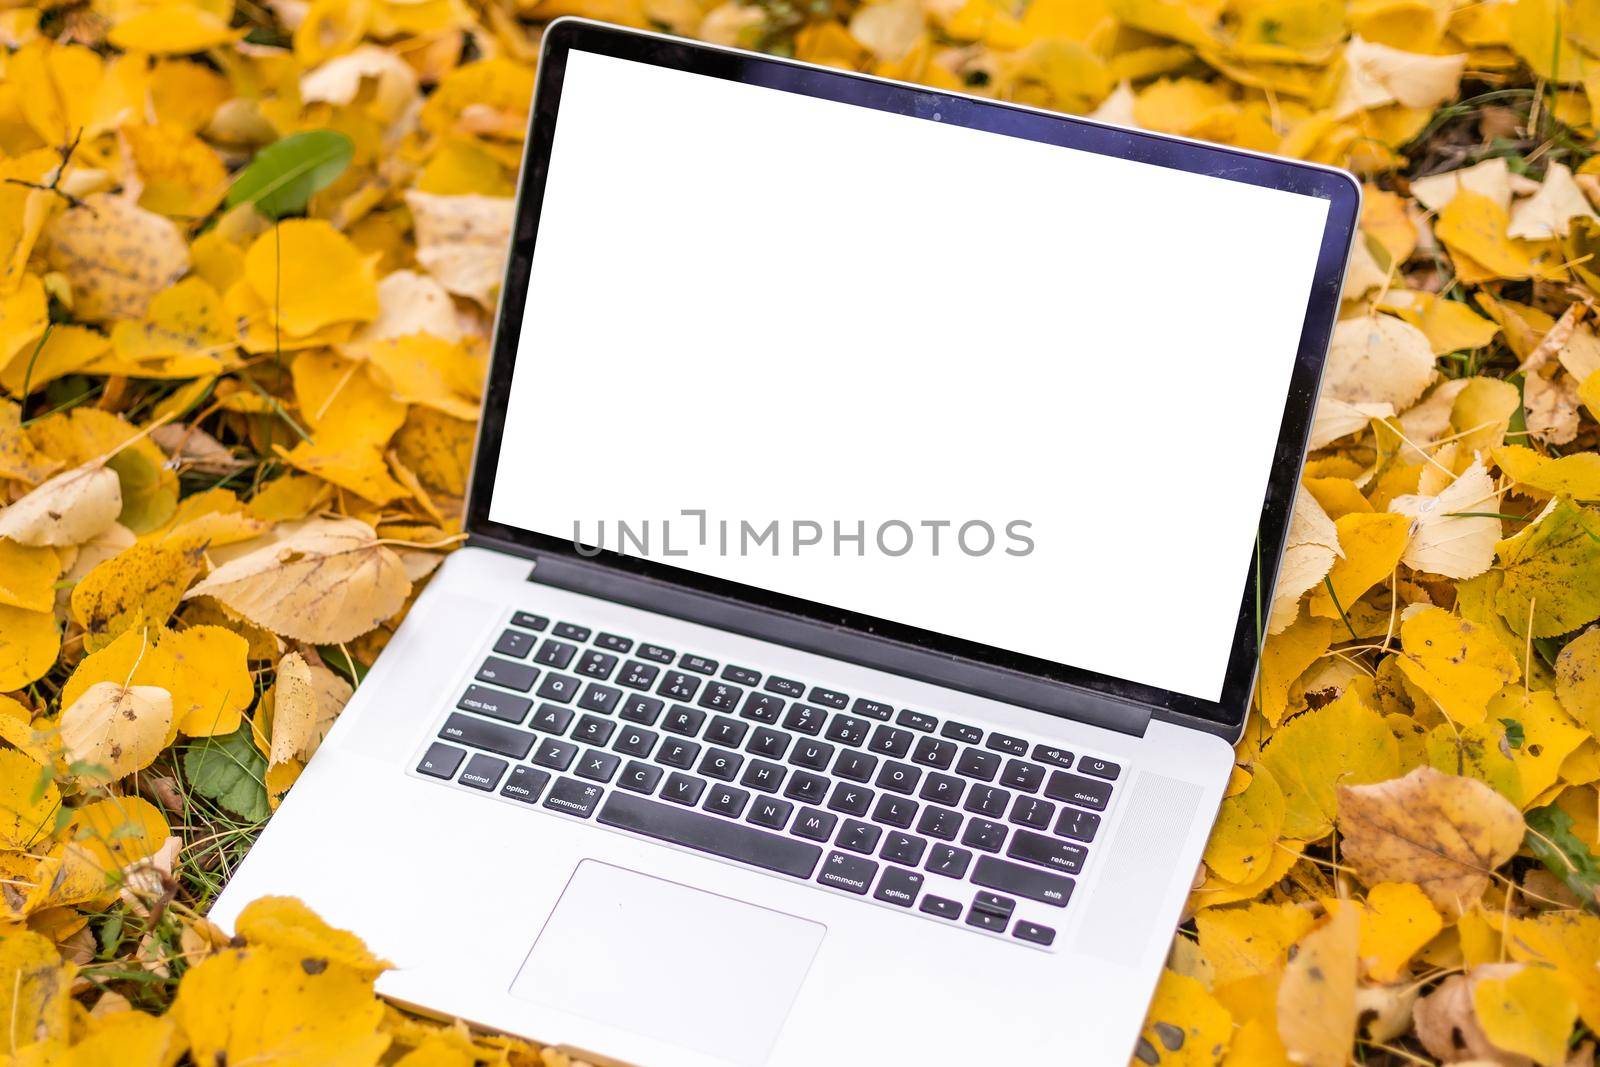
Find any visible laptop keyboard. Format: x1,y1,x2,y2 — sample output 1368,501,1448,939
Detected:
414,610,1124,950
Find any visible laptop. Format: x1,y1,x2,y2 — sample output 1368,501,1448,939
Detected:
210,18,1358,1066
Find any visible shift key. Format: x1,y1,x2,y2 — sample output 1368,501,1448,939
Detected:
972,855,1074,907
439,712,536,759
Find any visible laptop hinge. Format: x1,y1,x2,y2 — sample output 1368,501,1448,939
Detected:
468,536,1152,739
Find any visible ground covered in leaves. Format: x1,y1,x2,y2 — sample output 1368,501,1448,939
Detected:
0,0,1599,1064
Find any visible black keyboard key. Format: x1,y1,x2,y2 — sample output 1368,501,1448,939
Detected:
912,736,957,769
530,704,575,734
679,654,718,675
493,629,534,658
765,676,805,698
439,713,534,759
818,851,877,894
783,770,829,805
457,685,531,724
619,760,663,794
873,866,923,907
574,714,616,746
966,908,1007,932
706,715,748,748
534,639,576,669
986,732,1028,757
747,796,792,829
1001,759,1046,792
458,753,508,790
614,726,658,758
925,843,972,878
638,643,675,664
599,792,821,878
620,695,664,725
1008,829,1087,874
658,738,701,769
919,895,961,919
790,739,835,771
875,761,922,795
576,683,621,715
833,750,878,783
553,622,590,642
1013,920,1056,946
697,682,743,713
880,831,927,866
918,772,964,807
662,704,706,737
662,772,707,806
783,704,827,735
1032,745,1074,769
532,737,578,771
897,709,937,732
872,794,918,829
1044,771,1112,811
500,765,550,803
1010,795,1055,830
852,698,893,721
955,748,1001,782
746,727,791,759
869,725,913,758
658,671,700,701
617,661,660,690
596,632,633,653
740,759,786,793
824,715,871,747
793,806,837,841
510,611,549,631
1078,757,1121,781
576,650,618,679
973,891,1015,916
972,855,1074,907
808,687,848,709
826,781,873,816
961,818,1007,853
836,819,882,854
941,721,982,744
536,673,581,703
741,692,785,724
916,806,963,841
476,657,537,692
1055,807,1102,843
417,742,464,779
576,749,621,782
964,785,1011,818
699,748,743,781
722,665,761,686
543,776,603,818
704,783,750,818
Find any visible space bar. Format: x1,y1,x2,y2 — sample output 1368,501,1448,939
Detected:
598,793,823,879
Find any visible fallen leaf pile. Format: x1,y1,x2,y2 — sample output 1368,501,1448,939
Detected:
0,0,1598,1062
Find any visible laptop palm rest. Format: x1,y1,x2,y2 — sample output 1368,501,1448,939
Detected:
510,860,825,1065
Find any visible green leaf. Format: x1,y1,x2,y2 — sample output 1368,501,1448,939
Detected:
224,130,354,220
1500,717,1525,748
184,725,271,822
1525,805,1600,913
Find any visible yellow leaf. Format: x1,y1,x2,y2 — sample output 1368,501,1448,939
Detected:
1510,0,1595,81
69,538,207,648
1137,969,1233,1066
44,194,189,323
0,748,58,851
1495,499,1600,638
165,625,253,737
60,624,175,710
0,538,60,612
1473,964,1578,1065
1418,295,1501,355
59,680,173,783
0,605,59,690
1309,512,1410,619
233,896,390,980
1195,901,1313,984
1389,459,1501,579
1450,376,1522,458
0,325,113,395
1260,686,1400,840
1491,687,1587,801
1275,905,1359,1067
1557,627,1600,732
122,121,230,220
1507,911,1600,1032
26,795,171,912
0,928,73,1053
172,946,389,1067
1337,765,1524,918
1257,614,1333,725
360,334,481,420
1494,444,1600,499
403,191,513,306
63,1010,183,1067
1425,718,1523,804
1510,161,1600,240
1435,189,1544,281
1268,491,1340,634
0,272,47,365
1358,882,1442,982
243,219,378,336
109,4,241,53
1203,763,1287,883
1397,606,1521,724
184,517,411,644
0,398,62,486
110,276,232,365
1320,314,1437,412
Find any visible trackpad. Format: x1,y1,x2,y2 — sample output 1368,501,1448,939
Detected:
510,860,825,1065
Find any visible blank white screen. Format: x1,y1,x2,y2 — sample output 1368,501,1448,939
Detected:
490,49,1331,701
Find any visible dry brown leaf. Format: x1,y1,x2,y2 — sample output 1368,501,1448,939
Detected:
404,191,514,306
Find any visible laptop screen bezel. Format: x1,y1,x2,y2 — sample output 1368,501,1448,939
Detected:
464,18,1360,735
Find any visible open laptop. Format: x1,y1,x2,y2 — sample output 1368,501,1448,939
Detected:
210,18,1358,1066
